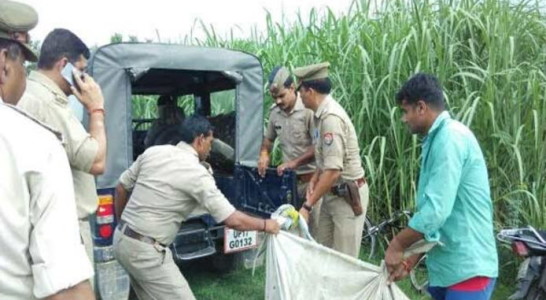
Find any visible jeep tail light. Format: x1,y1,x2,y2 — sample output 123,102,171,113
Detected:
97,195,115,239
512,241,529,257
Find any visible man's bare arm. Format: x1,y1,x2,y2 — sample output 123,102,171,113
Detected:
306,169,340,206
45,280,95,300
257,138,274,177
292,146,315,167
114,183,129,221
224,211,279,234
72,73,106,175
87,111,106,175
277,146,315,175
385,227,424,282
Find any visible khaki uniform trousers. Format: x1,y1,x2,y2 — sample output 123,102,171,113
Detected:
316,183,369,258
113,229,195,300
79,219,95,290
297,181,322,238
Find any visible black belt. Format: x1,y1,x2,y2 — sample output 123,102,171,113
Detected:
117,220,166,247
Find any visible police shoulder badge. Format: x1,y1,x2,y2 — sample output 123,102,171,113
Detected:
323,132,333,146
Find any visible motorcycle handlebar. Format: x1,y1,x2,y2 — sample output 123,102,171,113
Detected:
497,226,546,249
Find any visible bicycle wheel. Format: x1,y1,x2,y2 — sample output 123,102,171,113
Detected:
361,217,377,260
410,254,429,293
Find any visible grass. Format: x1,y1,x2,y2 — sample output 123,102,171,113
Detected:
186,262,267,300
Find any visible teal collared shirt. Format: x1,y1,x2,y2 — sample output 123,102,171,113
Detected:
408,111,498,287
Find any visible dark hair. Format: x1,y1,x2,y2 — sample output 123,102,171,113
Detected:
37,28,90,69
0,39,23,61
300,78,332,94
178,114,213,144
268,66,293,88
395,73,445,110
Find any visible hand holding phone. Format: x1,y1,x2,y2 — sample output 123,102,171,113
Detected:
62,63,104,112
61,62,84,90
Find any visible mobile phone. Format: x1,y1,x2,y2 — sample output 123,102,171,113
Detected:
61,62,84,90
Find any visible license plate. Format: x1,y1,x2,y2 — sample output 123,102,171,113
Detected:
224,228,258,253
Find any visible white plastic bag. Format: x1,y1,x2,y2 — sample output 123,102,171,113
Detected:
265,231,410,300
264,205,433,300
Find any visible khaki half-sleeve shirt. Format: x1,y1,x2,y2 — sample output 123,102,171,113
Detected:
265,97,316,174
312,96,364,181
0,104,93,299
119,142,236,245
17,71,99,219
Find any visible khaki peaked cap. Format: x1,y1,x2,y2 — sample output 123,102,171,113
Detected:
293,62,330,83
0,0,38,61
269,66,291,91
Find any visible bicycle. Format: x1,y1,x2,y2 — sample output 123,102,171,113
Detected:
362,210,413,259
361,210,429,294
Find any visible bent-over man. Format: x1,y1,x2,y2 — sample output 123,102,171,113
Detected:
114,115,280,300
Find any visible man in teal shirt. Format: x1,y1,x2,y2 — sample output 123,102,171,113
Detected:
384,73,498,300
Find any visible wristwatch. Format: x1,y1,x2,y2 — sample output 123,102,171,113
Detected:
302,203,313,212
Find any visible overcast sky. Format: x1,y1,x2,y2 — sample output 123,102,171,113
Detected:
19,0,358,46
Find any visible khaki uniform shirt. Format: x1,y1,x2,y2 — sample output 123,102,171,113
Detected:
17,71,99,219
312,96,364,181
0,103,93,299
119,142,236,245
265,97,316,174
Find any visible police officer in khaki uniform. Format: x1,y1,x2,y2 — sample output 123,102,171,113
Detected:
113,115,280,300
0,2,94,299
257,66,320,235
17,29,106,274
294,62,369,258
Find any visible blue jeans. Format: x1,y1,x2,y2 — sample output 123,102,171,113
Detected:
428,278,496,300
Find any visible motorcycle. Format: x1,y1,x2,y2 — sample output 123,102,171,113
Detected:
497,226,546,300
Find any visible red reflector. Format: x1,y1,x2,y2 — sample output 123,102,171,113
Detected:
512,241,529,256
99,224,113,239
97,204,113,216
